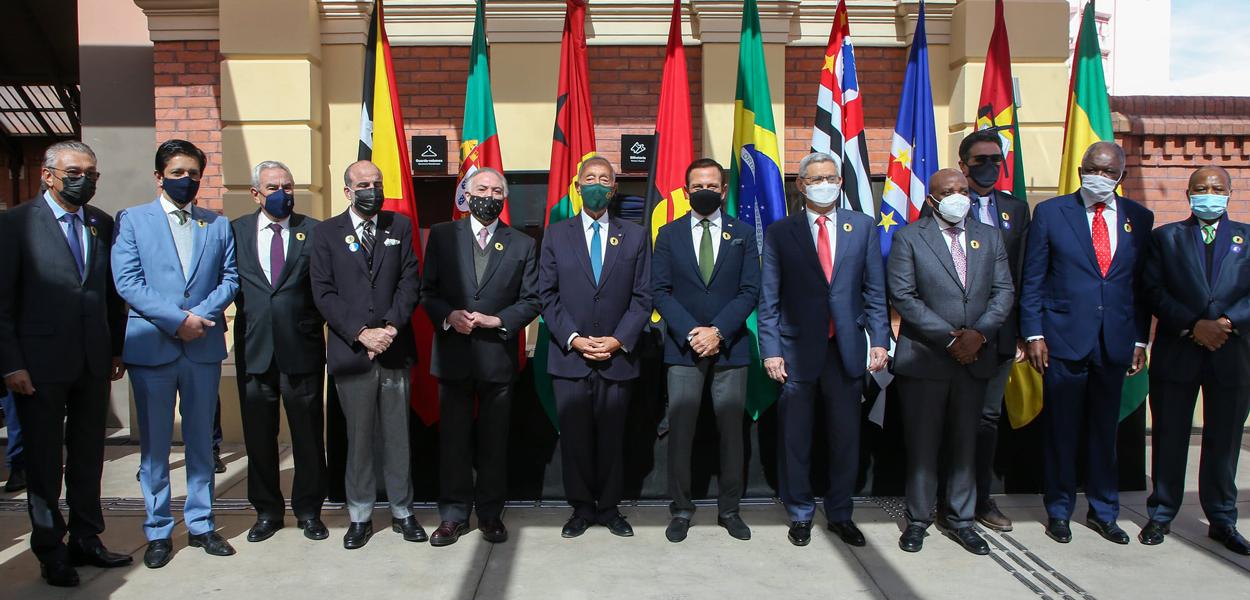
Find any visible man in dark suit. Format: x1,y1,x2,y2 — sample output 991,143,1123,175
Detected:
888,168,1013,555
539,155,651,539
421,167,540,546
759,152,889,548
0,141,132,586
957,130,1031,532
230,160,328,544
1139,166,1250,555
1021,141,1154,545
652,158,760,543
311,160,424,550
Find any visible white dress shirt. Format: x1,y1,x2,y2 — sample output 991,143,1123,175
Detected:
580,209,610,263
44,191,89,267
470,215,499,246
690,209,722,263
935,217,968,259
348,208,378,239
1080,190,1118,257
805,208,837,265
257,214,290,283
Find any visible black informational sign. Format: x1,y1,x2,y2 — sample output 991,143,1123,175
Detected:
411,136,448,172
621,134,654,173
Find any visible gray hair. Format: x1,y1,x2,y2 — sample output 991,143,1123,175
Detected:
465,167,508,196
43,141,97,169
251,160,293,189
797,152,842,180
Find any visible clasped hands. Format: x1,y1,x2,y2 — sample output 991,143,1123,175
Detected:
1191,317,1233,352
572,335,622,362
358,324,399,360
176,311,215,342
948,329,986,365
688,326,721,358
447,309,503,335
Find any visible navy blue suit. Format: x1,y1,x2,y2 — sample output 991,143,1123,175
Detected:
1020,192,1153,522
758,208,889,523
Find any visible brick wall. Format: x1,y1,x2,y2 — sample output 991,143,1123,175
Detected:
1113,96,1250,226
153,40,224,212
0,139,50,209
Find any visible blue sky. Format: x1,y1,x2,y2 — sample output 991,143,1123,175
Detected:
1171,0,1250,94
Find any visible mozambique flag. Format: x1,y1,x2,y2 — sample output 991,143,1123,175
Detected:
533,0,596,427
644,0,693,247
454,0,509,224
976,0,1027,201
357,0,439,424
726,0,787,420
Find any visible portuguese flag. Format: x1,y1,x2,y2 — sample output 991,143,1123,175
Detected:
644,0,694,245
976,0,1027,201
533,0,596,427
454,0,509,224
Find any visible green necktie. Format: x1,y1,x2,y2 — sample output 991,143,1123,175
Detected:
698,219,714,284
1203,224,1216,245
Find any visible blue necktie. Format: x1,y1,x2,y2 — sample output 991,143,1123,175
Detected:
62,213,85,280
590,222,603,283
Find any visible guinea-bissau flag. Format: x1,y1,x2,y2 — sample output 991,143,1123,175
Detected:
454,0,509,224
533,0,596,428
357,0,439,424
727,0,787,420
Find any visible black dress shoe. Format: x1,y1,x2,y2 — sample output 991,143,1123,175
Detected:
718,515,751,541
1138,520,1169,546
1209,524,1250,556
40,560,79,587
561,516,591,539
343,522,373,549
392,515,428,542
4,468,25,492
143,539,174,569
1085,516,1130,545
666,517,690,543
69,542,134,568
430,521,470,547
213,450,227,474
788,521,812,547
950,527,991,555
298,518,329,541
1046,519,1072,544
188,531,236,556
603,514,634,537
828,520,866,547
247,518,284,542
898,524,926,553
479,518,508,544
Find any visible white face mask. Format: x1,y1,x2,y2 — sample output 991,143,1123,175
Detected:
933,192,971,224
804,182,841,207
1080,172,1119,204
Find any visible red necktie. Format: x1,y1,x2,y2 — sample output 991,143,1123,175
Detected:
1092,202,1111,277
816,215,835,338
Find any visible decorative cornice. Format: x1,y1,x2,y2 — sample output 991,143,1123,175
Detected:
134,0,220,42
319,0,373,45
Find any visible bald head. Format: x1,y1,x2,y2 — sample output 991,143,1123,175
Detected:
1188,165,1232,195
928,168,969,200
342,159,384,206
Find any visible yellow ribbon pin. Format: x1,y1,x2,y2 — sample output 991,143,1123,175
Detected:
197,219,206,228
494,242,504,251
609,236,620,246
295,232,306,241
1235,235,1245,245
722,232,732,241
1124,223,1132,233
843,222,853,232
1001,211,1010,222
970,240,981,250
89,226,98,237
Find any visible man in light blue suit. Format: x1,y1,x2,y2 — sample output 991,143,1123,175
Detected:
112,139,239,568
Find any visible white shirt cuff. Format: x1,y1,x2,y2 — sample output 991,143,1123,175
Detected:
1134,342,1148,349
567,332,579,347
1026,336,1044,342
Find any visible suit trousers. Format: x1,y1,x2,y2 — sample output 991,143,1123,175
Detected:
552,372,630,523
898,370,985,529
976,358,1013,508
336,363,413,522
1147,365,1250,527
438,378,512,522
238,366,327,521
666,362,746,519
14,372,109,563
130,357,220,540
777,339,862,523
1042,351,1125,522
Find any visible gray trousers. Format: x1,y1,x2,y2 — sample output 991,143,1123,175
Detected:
898,370,985,529
976,358,1013,508
335,363,413,522
666,363,747,519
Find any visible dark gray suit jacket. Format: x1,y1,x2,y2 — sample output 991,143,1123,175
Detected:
887,215,1014,379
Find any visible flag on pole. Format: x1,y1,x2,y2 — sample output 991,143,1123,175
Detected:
810,0,874,216
726,0,787,420
454,0,509,224
533,0,596,428
645,0,694,244
975,0,1027,201
878,0,937,261
357,0,439,424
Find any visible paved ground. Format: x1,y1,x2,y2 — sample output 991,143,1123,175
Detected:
0,437,1247,600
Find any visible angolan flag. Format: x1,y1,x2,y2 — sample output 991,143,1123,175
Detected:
810,0,874,217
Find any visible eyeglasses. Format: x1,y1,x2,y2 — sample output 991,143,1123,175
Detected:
48,167,101,182
802,176,842,185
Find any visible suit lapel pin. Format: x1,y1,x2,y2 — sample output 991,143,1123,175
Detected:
609,236,620,246
970,239,981,250
348,242,360,253
722,231,732,241
1124,222,1132,233
295,232,306,241
494,241,505,251
345,234,356,244
1001,211,1010,221
842,222,853,232
197,219,207,228
1234,235,1244,245
89,225,98,237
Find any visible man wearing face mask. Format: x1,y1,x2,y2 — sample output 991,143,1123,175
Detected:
1020,141,1153,545
310,160,423,549
229,161,328,544
1139,166,1250,555
652,158,760,542
538,155,651,539
759,152,890,548
420,167,540,546
113,139,240,567
888,168,1013,555
0,141,131,586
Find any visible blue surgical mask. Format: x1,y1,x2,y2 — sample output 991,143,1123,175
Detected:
162,176,200,206
263,189,295,220
1190,193,1229,221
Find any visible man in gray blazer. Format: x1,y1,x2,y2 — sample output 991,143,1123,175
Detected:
887,169,1013,556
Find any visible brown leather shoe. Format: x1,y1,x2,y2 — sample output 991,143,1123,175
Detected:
430,521,469,547
975,499,1013,532
479,518,508,544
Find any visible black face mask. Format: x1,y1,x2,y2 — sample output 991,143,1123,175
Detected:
967,159,1001,189
352,188,384,217
689,189,723,216
162,176,200,206
468,194,504,223
60,175,97,207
